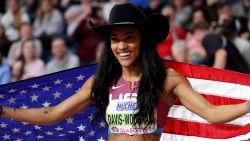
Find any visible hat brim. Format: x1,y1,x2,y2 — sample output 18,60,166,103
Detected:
88,14,169,44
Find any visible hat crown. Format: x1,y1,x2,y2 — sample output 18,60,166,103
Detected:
109,3,146,24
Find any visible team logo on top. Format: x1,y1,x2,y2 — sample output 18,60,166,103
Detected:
116,102,137,111
112,84,124,89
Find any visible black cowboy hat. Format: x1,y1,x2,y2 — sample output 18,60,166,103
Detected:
88,3,169,44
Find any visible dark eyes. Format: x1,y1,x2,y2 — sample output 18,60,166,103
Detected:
126,36,134,40
110,36,135,43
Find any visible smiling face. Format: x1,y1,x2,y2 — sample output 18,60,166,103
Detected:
110,26,141,68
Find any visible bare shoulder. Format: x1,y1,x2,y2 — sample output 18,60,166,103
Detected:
166,68,186,80
79,75,95,93
165,68,189,89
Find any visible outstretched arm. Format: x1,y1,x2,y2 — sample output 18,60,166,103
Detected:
165,69,249,124
0,76,94,125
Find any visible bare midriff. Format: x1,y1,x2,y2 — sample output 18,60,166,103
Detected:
109,134,161,141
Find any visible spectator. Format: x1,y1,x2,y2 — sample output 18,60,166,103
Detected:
191,9,209,25
12,39,45,82
0,48,11,85
144,0,164,15
33,0,64,37
186,22,211,64
0,25,11,57
64,0,94,36
23,0,39,24
1,0,30,41
206,0,221,25
241,18,250,41
216,2,248,35
46,37,80,74
8,23,42,67
215,27,250,71
157,5,186,60
171,0,192,29
232,0,250,19
33,0,64,61
202,33,249,74
192,0,207,10
171,40,188,62
72,5,104,65
60,0,73,12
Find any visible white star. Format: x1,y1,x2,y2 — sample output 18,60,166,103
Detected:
21,122,29,125
8,89,17,93
19,90,27,94
99,121,106,128
31,94,39,102
0,94,4,99
12,127,20,133
42,86,50,92
0,122,7,128
34,125,42,130
20,104,28,109
79,136,85,141
45,131,53,136
77,124,86,131
53,91,61,99
31,84,39,89
2,134,10,140
54,79,62,85
36,135,44,140
97,137,105,141
9,97,16,104
75,88,81,93
65,83,73,88
88,130,95,136
58,134,65,137
42,101,51,107
76,74,85,81
15,138,22,141
68,130,75,134
88,114,94,121
55,126,63,131
24,130,32,136
66,117,74,124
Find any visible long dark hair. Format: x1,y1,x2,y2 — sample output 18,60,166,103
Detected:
91,26,167,127
15,39,35,81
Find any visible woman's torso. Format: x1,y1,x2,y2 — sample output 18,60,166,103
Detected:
106,76,171,141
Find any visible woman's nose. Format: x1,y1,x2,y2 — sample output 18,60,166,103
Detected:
118,41,128,49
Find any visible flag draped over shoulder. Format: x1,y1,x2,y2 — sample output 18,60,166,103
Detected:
161,61,250,141
1,61,250,141
0,64,107,141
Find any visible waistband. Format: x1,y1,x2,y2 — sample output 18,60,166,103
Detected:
108,128,163,135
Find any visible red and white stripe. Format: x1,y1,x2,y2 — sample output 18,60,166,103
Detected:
161,61,250,141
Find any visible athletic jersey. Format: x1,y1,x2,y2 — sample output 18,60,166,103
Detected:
106,76,170,135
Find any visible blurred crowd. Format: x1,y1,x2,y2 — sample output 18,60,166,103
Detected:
0,0,249,85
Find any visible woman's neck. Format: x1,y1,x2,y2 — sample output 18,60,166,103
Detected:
121,64,141,82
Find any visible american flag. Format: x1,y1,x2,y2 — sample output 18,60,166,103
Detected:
162,61,250,141
2,61,250,141
0,64,107,141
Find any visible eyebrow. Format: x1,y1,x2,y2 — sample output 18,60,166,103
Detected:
111,31,136,37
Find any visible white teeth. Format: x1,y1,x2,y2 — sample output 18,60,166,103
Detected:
119,52,131,57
